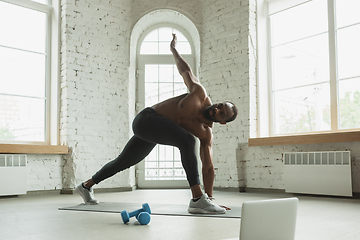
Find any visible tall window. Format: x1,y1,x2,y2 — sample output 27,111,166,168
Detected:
0,0,57,143
263,0,360,136
137,26,194,187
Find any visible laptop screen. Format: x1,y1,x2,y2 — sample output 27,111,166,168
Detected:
239,198,298,240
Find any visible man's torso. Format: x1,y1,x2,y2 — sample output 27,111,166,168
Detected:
152,92,212,139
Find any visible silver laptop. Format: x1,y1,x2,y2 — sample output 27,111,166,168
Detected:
224,197,298,240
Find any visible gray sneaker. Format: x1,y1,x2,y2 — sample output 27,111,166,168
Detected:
75,183,99,205
188,193,226,214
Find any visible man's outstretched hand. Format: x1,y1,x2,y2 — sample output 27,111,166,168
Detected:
170,33,177,50
220,204,231,210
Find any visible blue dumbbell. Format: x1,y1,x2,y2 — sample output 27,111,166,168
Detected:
121,203,151,225
135,212,151,225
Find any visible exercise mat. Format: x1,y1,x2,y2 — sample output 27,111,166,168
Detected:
59,202,241,219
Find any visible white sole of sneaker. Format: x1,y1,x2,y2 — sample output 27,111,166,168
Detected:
84,201,99,205
75,187,98,205
188,207,226,214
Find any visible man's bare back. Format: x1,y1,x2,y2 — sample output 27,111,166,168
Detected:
152,92,213,140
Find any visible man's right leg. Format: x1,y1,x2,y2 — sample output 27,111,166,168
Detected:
76,136,156,204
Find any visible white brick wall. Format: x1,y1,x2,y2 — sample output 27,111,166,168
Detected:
129,0,203,28
201,0,250,188
60,0,133,190
27,155,62,191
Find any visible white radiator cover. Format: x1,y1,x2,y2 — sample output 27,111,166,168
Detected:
0,154,27,196
283,151,352,197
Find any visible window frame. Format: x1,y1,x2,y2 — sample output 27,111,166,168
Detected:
136,23,195,57
0,0,60,147
255,0,360,144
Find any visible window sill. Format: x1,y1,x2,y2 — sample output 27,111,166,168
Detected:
0,144,69,154
248,131,360,147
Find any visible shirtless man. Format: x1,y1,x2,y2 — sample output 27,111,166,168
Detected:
76,33,238,214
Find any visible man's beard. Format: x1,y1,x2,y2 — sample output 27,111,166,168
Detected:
203,106,217,122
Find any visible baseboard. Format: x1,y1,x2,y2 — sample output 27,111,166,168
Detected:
60,187,134,195
60,189,74,195
0,189,64,198
213,187,242,192
241,187,286,194
213,187,286,194
353,192,360,199
94,187,134,193
28,189,63,196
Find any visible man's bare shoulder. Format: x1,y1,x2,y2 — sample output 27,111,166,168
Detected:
192,82,208,101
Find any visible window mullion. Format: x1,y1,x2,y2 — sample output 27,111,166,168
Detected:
327,0,339,131
267,7,275,137
45,10,52,144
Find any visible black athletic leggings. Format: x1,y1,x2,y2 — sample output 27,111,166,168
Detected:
92,107,200,187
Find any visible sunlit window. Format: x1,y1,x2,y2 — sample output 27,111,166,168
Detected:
0,0,52,142
335,0,360,130
267,0,360,135
140,27,191,55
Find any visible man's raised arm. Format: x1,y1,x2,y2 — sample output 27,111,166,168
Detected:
170,33,199,92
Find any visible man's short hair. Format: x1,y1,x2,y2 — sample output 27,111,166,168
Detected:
225,101,238,123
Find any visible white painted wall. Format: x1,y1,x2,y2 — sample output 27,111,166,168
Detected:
23,0,360,195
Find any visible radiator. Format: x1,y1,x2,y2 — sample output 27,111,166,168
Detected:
0,154,27,196
283,151,352,197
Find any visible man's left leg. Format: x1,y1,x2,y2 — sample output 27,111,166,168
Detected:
77,135,156,204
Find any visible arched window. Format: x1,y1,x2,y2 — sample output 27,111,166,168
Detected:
136,25,196,188
140,27,191,55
